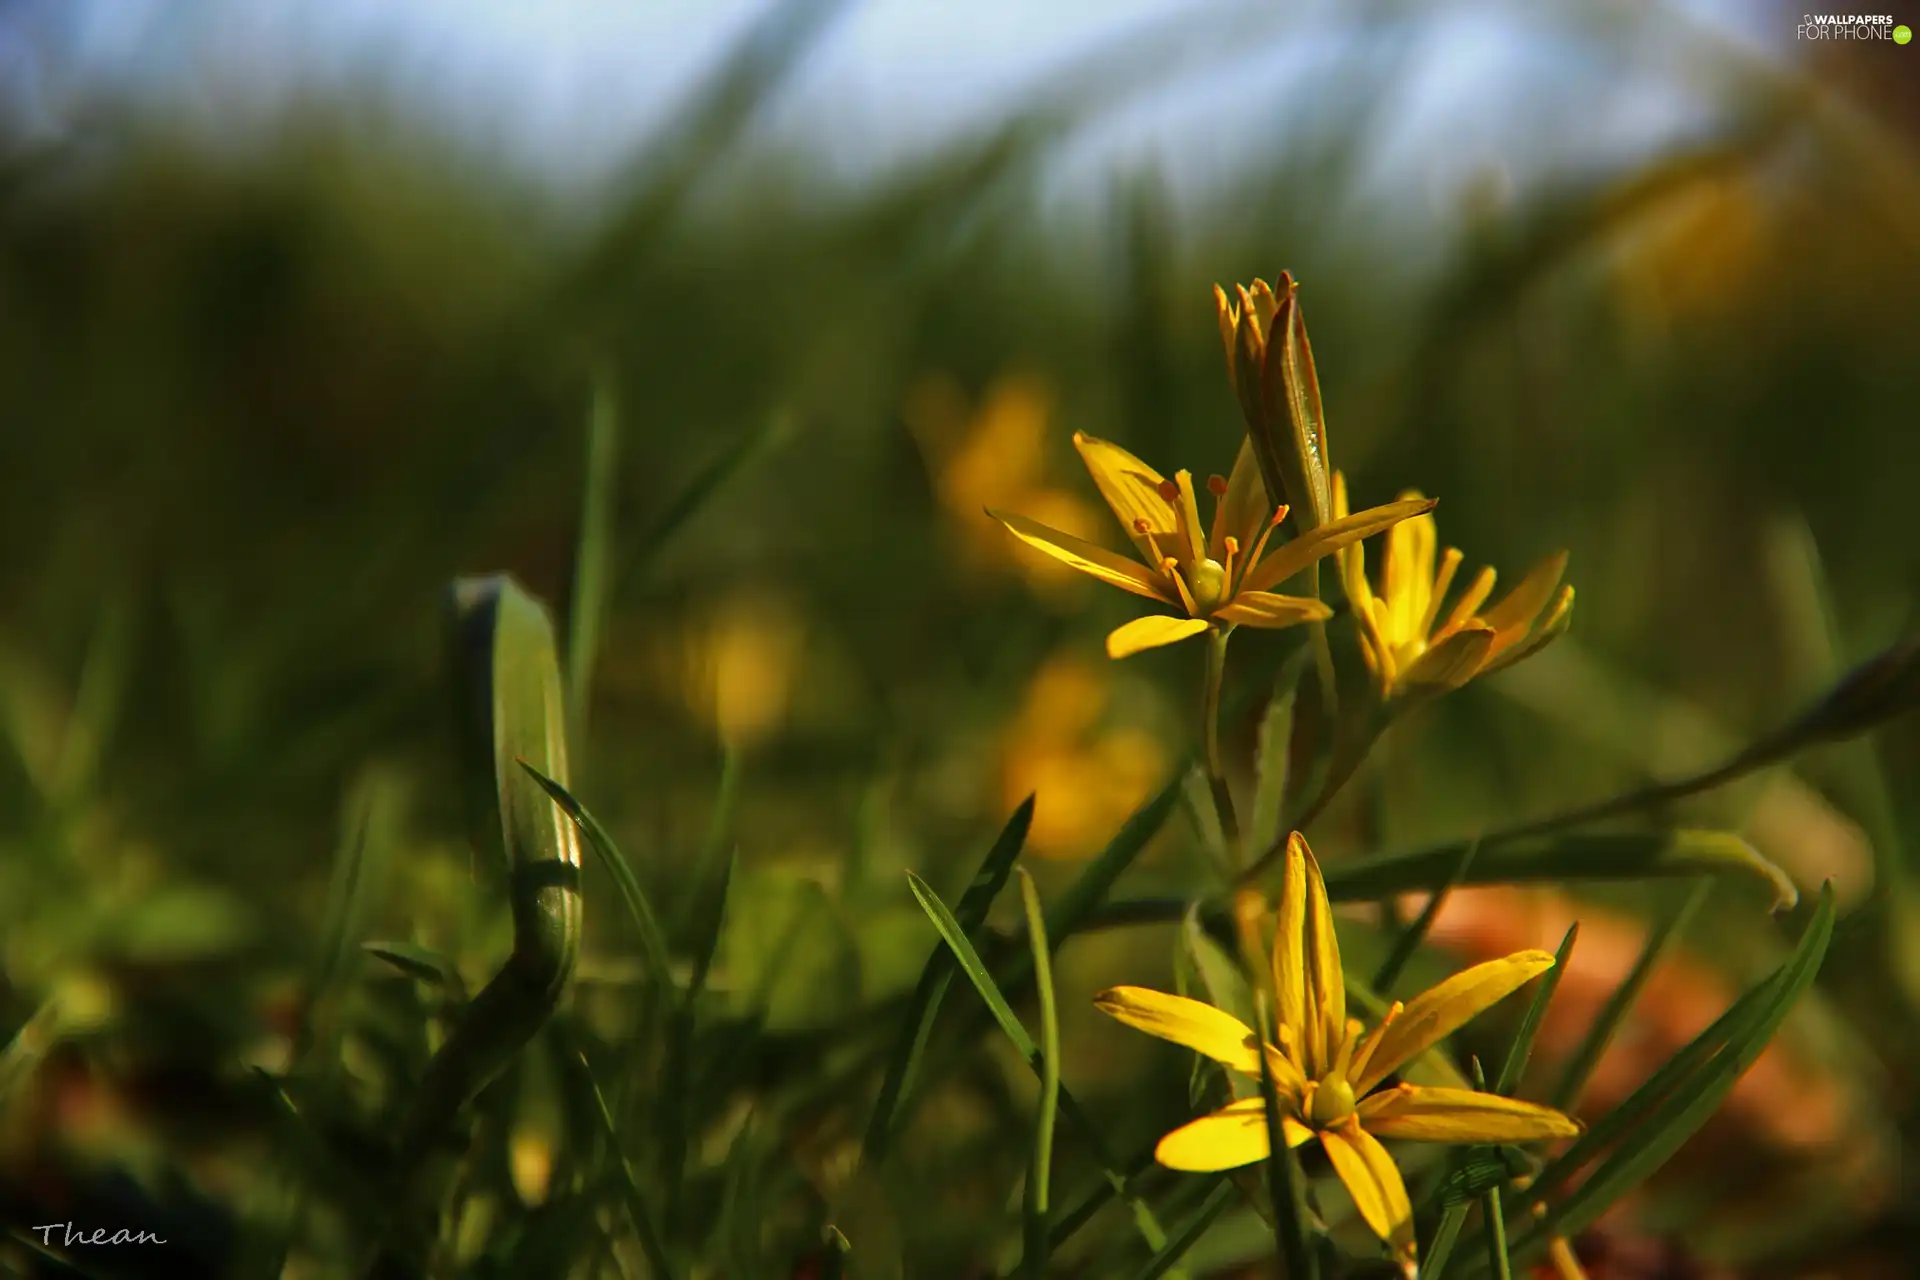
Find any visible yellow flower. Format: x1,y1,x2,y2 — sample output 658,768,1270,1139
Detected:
991,434,1432,660
1214,272,1334,532
1334,471,1574,698
1096,833,1579,1273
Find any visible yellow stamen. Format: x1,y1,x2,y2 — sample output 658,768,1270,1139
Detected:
1162,556,1200,616
1221,535,1240,587
1241,504,1290,584
1348,1001,1400,1085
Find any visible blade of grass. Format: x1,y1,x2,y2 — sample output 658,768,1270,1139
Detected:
1325,831,1794,912
862,796,1034,1162
618,415,785,596
1017,868,1060,1280
519,763,673,992
1250,647,1311,856
1494,923,1578,1097
362,941,471,1005
1502,885,1836,1270
568,1049,677,1280
1470,1059,1514,1280
567,367,620,745
1548,879,1711,1113
905,871,1172,1254
1252,1000,1317,1280
1422,1199,1472,1280
1372,839,1479,995
994,769,1185,1002
1128,1178,1233,1280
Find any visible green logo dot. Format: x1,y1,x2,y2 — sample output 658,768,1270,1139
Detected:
1897,24,1913,44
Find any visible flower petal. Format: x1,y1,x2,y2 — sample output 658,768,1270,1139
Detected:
991,511,1173,603
1481,550,1569,643
1212,591,1333,629
1301,836,1346,1064
1106,615,1210,659
1153,1098,1314,1172
1321,1121,1415,1267
1271,835,1310,1072
1484,584,1575,674
1210,437,1269,562
1400,624,1495,691
1240,495,1437,594
1357,1084,1582,1144
1381,500,1437,647
1354,951,1557,1094
1093,986,1261,1075
1071,433,1175,561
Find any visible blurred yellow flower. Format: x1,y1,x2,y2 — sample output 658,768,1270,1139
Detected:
992,434,1431,659
1334,471,1573,698
905,373,1104,594
1001,653,1166,859
666,590,805,749
1097,833,1579,1274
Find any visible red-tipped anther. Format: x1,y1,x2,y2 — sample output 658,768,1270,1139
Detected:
1132,517,1152,534
1271,504,1291,526
1207,474,1229,496
1156,479,1180,503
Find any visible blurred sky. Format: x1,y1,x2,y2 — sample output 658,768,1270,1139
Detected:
2,0,1799,219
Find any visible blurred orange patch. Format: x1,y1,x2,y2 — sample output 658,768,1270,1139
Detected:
905,372,1104,598
1001,653,1166,859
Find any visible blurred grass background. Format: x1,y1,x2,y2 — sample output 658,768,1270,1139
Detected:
1,1,1918,1275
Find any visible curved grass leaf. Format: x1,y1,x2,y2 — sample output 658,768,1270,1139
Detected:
1017,868,1060,1280
1489,884,1836,1274
905,871,1171,1255
1324,830,1795,911
862,796,1034,1162
1549,880,1711,1112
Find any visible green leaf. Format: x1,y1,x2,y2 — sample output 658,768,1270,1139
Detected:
1493,923,1577,1097
518,762,674,992
617,412,786,595
905,871,1172,1255
1502,884,1836,1271
1371,838,1479,995
1549,880,1711,1112
862,796,1033,1163
1017,868,1060,1280
1128,1178,1233,1280
1250,648,1310,855
566,1048,677,1280
362,941,469,1003
1324,829,1795,911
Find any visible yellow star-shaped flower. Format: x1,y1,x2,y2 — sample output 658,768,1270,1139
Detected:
1333,471,1574,697
991,433,1432,659
1096,833,1580,1272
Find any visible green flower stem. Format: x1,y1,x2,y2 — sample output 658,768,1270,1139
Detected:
1202,625,1241,860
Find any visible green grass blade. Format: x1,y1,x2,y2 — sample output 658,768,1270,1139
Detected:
362,941,469,1004
1324,829,1795,911
567,367,620,743
1494,923,1577,1097
1549,879,1711,1113
518,762,674,991
568,1049,678,1280
1017,868,1060,1280
1422,1198,1471,1280
1127,1177,1233,1280
1252,1001,1317,1280
618,414,784,595
862,796,1034,1162
905,871,1171,1253
1250,649,1310,856
1469,1059,1514,1280
1372,838,1479,995
1508,885,1835,1268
